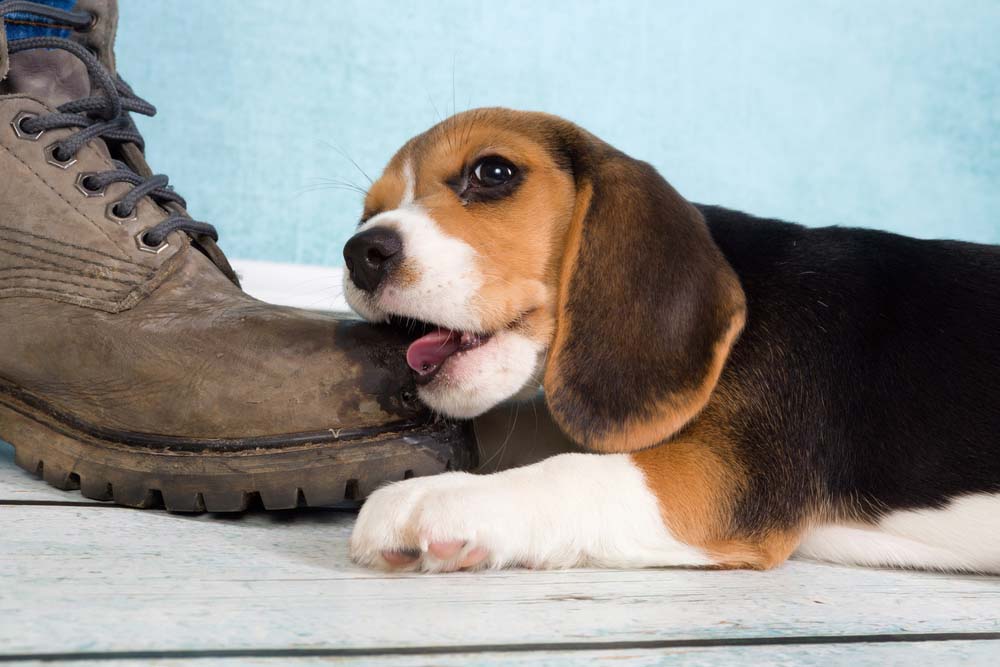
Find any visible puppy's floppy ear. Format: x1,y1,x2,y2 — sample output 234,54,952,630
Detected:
543,135,746,453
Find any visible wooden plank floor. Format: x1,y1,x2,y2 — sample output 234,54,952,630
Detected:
2,441,999,666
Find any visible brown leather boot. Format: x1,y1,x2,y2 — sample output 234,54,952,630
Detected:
0,0,472,511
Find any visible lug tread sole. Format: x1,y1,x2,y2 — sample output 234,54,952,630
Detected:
1,396,472,513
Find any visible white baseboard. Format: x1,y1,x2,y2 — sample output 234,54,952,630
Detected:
229,259,350,311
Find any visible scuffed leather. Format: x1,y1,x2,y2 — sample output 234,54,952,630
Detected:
3,49,90,107
0,247,425,438
0,0,426,440
0,0,116,83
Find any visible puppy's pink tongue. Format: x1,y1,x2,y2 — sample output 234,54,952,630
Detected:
406,329,461,375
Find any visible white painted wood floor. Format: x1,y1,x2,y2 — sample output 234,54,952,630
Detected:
2,440,999,667
2,265,999,665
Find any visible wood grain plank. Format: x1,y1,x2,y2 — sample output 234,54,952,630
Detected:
6,640,1000,666
2,505,998,656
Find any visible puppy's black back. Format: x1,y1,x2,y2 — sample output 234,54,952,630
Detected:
698,205,1000,525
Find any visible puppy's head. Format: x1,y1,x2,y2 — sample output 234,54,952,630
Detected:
344,108,745,452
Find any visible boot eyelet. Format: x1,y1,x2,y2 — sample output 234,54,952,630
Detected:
80,12,99,33
106,202,137,223
44,143,77,169
75,173,106,197
11,112,44,141
136,231,169,254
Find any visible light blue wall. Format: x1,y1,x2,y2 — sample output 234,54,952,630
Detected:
115,0,999,266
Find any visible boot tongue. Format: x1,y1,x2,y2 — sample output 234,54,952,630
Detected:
1,1,115,106
2,1,118,157
4,48,90,106
3,47,115,161
406,330,462,376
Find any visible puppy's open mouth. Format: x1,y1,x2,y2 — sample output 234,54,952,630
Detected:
388,311,533,386
405,328,492,385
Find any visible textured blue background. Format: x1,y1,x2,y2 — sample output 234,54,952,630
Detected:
114,0,999,265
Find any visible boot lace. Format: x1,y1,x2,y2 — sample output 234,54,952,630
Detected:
1,1,218,247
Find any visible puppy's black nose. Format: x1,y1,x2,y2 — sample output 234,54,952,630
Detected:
343,227,403,293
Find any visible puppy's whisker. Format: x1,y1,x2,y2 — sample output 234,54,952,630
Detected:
299,182,367,193
302,176,370,194
308,175,370,192
319,141,374,185
296,184,368,197
426,92,453,151
451,54,457,118
460,109,478,148
476,401,518,473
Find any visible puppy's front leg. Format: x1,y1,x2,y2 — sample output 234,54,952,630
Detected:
350,453,713,572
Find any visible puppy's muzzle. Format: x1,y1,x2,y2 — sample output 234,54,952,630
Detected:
343,227,403,292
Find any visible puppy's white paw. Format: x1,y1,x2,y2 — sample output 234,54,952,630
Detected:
349,453,714,573
349,471,516,572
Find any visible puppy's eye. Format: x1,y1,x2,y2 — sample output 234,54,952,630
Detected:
470,157,517,188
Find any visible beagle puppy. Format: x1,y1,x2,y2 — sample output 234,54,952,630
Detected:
343,108,1000,574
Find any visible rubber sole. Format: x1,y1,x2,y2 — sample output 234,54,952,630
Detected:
0,392,474,513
